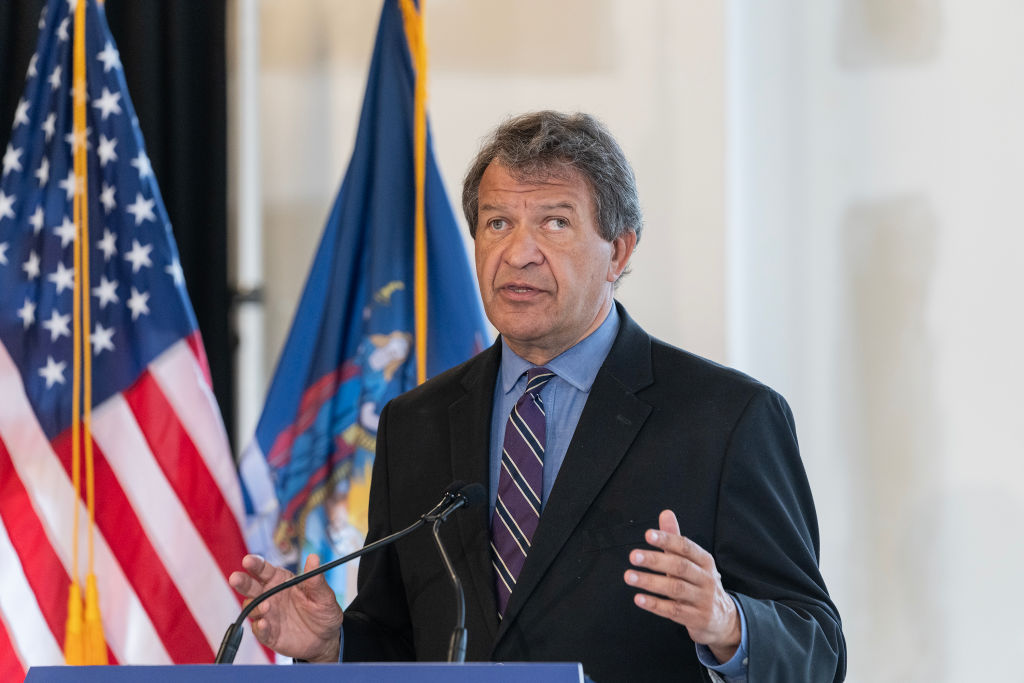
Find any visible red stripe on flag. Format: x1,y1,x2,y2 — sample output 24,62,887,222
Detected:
0,435,68,653
185,331,213,389
280,438,357,522
50,429,214,663
266,362,361,467
0,610,26,683
122,371,248,584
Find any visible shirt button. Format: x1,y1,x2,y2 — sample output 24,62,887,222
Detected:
743,657,749,666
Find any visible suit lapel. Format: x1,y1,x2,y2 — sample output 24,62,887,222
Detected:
495,305,654,644
448,343,501,642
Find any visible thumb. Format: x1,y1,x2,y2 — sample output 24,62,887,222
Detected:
659,509,681,536
303,553,322,573
298,553,333,600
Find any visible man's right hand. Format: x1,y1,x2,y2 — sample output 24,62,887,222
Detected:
228,553,345,662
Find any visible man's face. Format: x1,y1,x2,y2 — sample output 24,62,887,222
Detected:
474,162,636,364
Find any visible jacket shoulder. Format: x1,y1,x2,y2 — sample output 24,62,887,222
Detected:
387,344,498,411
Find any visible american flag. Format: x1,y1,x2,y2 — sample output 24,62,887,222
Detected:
0,0,269,675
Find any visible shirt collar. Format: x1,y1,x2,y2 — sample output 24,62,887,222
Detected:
499,304,620,395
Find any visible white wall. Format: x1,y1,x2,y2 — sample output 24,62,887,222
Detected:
730,1,1024,680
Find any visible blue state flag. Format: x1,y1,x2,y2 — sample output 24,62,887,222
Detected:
239,0,487,603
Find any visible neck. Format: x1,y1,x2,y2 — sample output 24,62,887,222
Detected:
506,297,614,365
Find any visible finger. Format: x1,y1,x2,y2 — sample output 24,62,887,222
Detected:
632,590,701,626
644,528,716,574
297,553,338,604
228,569,266,599
241,553,281,583
659,509,681,536
624,567,705,604
628,547,705,585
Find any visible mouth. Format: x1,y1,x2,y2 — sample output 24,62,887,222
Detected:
498,283,545,299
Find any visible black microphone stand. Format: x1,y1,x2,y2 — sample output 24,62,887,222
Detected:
430,498,470,663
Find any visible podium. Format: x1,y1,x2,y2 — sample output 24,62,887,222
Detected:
25,662,585,683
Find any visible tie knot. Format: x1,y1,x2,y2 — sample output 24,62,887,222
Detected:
525,367,554,395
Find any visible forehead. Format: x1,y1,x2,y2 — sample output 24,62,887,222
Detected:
478,162,593,209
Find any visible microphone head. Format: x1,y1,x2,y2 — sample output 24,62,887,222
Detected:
445,480,468,496
456,483,486,509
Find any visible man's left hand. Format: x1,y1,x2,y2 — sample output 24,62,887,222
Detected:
624,509,741,664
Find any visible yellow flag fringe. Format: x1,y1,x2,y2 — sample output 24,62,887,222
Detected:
65,0,107,664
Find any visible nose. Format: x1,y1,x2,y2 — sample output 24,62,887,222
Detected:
504,226,544,269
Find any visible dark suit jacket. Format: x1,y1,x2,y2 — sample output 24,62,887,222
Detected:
343,304,846,682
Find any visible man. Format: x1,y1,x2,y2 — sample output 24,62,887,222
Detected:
230,111,846,682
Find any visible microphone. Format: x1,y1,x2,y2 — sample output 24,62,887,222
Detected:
429,483,485,662
216,481,479,664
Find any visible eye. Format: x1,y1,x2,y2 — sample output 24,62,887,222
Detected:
544,217,569,230
487,218,508,231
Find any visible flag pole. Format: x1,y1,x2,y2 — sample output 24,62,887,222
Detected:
399,0,429,386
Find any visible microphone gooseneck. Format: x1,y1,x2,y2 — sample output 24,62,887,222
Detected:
216,481,475,664
429,482,485,663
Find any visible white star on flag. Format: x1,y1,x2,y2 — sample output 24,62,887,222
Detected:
56,17,70,42
22,250,41,280
0,241,8,265
124,239,153,272
130,151,152,178
165,259,185,286
92,275,119,308
16,297,36,329
41,309,71,342
48,261,74,294
3,145,23,176
29,206,44,233
48,65,62,90
54,216,76,247
127,286,150,320
97,135,118,167
59,170,81,200
38,356,67,388
0,190,15,221
14,99,30,127
99,182,116,212
36,157,49,186
97,40,121,72
91,323,115,355
27,53,38,78
96,227,117,260
41,112,56,141
93,87,122,120
126,193,156,225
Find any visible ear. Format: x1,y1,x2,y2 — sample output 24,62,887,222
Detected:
607,230,638,282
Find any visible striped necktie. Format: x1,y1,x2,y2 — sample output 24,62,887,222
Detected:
491,367,555,618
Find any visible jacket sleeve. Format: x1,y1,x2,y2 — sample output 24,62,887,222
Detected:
713,386,847,682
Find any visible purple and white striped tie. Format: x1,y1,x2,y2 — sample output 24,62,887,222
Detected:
491,367,555,617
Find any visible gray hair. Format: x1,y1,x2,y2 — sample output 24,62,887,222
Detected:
461,111,643,244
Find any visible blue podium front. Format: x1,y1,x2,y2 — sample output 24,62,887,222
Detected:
25,662,585,683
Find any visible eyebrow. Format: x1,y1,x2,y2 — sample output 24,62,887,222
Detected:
536,202,577,213
478,202,578,213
